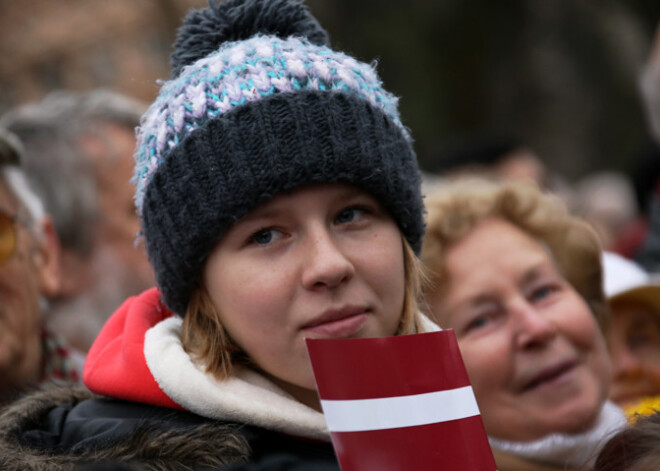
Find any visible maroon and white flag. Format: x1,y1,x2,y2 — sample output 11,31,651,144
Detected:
307,330,497,471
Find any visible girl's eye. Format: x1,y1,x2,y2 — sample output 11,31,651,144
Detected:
628,333,655,350
628,326,660,351
250,228,283,246
335,207,366,225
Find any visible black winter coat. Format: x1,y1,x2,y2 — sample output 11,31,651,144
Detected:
0,383,339,471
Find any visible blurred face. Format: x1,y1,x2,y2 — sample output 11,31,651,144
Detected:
87,123,154,292
495,149,547,187
0,178,51,394
51,123,156,352
429,218,611,440
608,300,660,407
204,183,405,409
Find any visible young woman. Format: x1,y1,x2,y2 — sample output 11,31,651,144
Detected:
602,252,660,416
422,178,627,471
0,0,430,469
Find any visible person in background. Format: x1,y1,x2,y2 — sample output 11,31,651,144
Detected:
0,90,155,352
428,135,548,188
0,0,434,468
574,172,638,251
640,21,660,146
422,177,625,471
608,144,660,260
628,21,660,272
601,251,660,419
0,128,83,405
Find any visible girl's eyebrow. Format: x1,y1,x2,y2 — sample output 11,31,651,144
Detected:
241,188,371,223
237,198,296,223
629,315,660,331
239,206,285,223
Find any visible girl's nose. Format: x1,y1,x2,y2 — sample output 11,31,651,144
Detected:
610,342,643,380
301,227,355,290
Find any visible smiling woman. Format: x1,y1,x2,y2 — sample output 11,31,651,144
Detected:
422,177,627,471
0,0,431,469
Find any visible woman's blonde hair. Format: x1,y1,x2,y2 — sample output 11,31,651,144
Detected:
421,177,608,330
181,236,425,381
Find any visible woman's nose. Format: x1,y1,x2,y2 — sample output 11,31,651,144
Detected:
514,301,557,349
301,227,355,290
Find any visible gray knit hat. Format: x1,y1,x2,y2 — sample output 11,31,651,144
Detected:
135,0,425,315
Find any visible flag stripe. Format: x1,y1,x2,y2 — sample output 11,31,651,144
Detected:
321,385,480,432
330,416,497,471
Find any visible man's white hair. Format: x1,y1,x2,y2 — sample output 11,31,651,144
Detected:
1,166,45,237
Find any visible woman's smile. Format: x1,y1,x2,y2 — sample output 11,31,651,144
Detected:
433,218,611,440
518,359,579,393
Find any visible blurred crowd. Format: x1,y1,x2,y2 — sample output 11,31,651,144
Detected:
0,1,660,471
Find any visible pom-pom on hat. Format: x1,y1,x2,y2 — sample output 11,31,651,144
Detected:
135,0,425,315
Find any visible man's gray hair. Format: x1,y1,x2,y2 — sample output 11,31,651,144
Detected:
0,129,46,236
2,166,45,236
0,89,146,256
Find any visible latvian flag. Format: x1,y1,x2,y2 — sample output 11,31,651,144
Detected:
307,330,497,470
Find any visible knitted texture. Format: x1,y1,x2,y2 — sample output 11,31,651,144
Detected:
134,0,424,315
134,34,409,215
170,0,330,78
41,327,80,383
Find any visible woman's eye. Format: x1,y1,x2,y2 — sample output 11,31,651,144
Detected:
250,228,282,245
529,284,557,302
463,304,500,333
335,207,366,224
466,315,490,332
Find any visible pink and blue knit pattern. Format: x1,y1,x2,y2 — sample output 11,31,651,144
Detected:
133,34,408,215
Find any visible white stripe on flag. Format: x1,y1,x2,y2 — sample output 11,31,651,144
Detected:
321,385,480,432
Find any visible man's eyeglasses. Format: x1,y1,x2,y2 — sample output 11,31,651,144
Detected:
0,210,25,265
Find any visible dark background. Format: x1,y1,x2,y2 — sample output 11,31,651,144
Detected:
1,0,659,180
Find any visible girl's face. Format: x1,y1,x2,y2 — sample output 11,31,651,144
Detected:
608,300,660,406
429,218,611,441
204,183,405,408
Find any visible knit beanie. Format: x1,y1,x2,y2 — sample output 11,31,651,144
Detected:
135,0,425,315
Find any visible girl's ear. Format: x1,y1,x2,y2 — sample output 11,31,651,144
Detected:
32,216,61,297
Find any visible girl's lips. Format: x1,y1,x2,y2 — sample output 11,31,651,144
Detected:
301,308,369,338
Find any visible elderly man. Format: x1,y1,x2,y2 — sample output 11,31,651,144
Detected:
1,90,155,352
0,129,82,405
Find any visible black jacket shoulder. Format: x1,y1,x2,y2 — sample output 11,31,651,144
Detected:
0,383,337,471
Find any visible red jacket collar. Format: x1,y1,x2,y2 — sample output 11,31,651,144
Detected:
83,287,182,410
